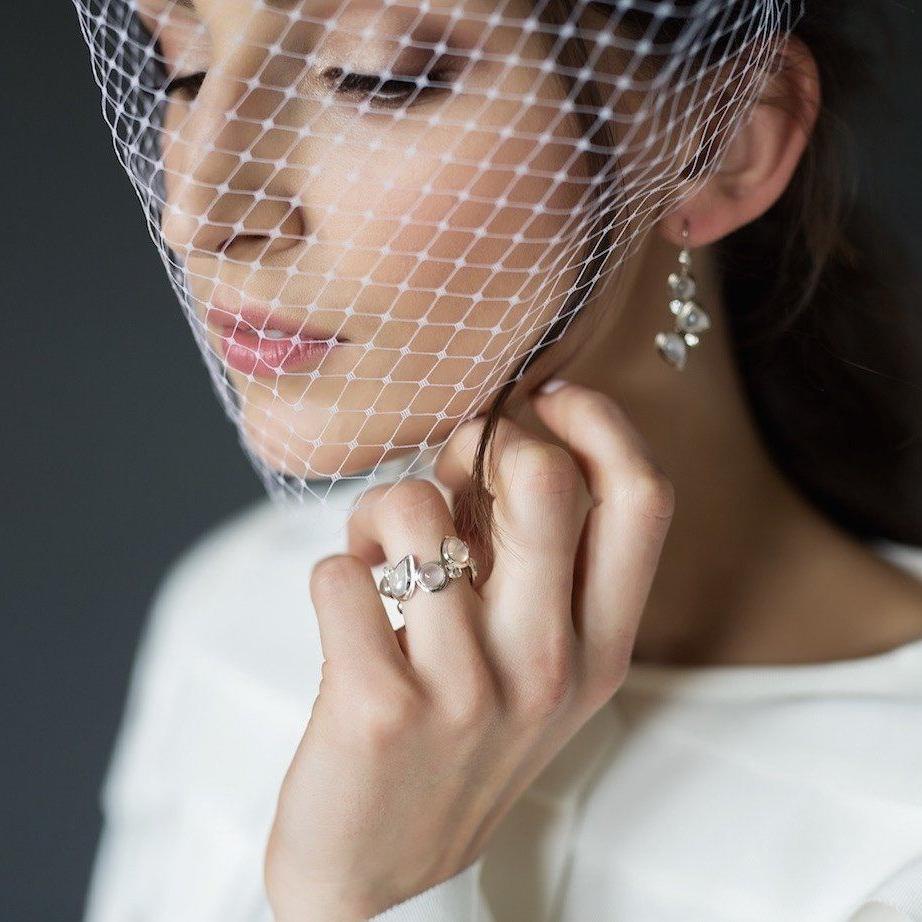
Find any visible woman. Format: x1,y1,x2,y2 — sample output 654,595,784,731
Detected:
73,1,922,919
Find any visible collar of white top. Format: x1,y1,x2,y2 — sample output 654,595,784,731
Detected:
622,633,922,701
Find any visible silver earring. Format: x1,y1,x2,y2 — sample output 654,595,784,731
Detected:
655,223,711,370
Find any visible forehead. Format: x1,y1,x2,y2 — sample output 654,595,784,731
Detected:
148,0,536,59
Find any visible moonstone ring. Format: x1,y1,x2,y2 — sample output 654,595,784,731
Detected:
378,536,478,613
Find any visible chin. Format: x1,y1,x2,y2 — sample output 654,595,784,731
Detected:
230,365,486,482
237,397,430,481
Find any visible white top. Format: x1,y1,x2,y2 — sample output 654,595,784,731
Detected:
82,470,922,922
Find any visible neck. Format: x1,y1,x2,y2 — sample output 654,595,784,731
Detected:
517,233,922,666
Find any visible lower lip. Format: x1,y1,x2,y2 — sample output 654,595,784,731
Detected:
218,327,340,377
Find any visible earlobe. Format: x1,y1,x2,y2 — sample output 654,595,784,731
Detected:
660,36,821,248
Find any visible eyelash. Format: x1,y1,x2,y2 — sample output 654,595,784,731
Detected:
323,67,451,108
165,72,206,97
164,67,452,109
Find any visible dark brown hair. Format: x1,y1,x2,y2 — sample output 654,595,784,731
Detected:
454,1,922,553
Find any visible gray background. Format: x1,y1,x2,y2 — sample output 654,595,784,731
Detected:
2,3,922,920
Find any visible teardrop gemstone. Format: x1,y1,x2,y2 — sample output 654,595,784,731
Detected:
390,555,415,599
655,331,688,370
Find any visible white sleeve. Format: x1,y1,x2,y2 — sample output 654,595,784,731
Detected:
368,856,495,922
846,853,922,922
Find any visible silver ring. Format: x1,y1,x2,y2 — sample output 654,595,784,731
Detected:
378,536,478,612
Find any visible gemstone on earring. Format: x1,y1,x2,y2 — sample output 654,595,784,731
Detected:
655,331,688,370
684,333,700,347
417,561,449,592
676,301,711,335
668,271,696,301
441,536,470,567
390,555,416,599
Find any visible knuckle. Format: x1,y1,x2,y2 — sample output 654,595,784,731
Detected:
623,465,676,523
511,443,581,497
380,478,447,530
310,554,363,599
357,682,424,748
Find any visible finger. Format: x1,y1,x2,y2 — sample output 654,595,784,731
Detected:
434,416,485,495
425,422,493,583
309,553,405,669
347,479,456,583
347,479,483,686
532,380,675,668
436,413,592,631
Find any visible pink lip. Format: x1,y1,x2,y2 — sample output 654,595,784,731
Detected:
205,304,345,377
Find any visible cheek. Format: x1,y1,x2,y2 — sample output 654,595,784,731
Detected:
170,81,595,479
297,107,589,365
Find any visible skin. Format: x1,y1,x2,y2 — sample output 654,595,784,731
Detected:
145,0,690,476
134,1,922,917
151,0,614,476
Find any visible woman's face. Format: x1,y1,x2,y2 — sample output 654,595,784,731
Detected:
139,0,666,479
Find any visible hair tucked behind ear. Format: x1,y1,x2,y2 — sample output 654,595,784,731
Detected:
454,1,922,556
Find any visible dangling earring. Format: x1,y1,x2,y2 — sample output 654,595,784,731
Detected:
655,222,711,370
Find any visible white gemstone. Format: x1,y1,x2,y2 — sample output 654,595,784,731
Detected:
441,536,470,566
668,271,696,301
677,301,711,335
417,561,448,592
391,555,415,598
655,331,688,370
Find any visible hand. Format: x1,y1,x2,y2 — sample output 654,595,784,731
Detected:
263,381,675,921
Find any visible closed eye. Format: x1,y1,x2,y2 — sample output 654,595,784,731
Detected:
164,67,456,108
322,67,455,109
165,71,206,97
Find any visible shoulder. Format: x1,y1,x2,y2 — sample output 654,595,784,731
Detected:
101,497,346,801
152,497,331,618
137,496,348,695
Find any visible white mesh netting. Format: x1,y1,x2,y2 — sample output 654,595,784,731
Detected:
73,0,800,511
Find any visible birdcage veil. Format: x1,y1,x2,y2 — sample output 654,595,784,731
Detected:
72,0,801,512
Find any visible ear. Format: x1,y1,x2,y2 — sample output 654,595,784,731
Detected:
660,36,821,248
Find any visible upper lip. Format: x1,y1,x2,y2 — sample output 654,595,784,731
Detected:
205,302,347,343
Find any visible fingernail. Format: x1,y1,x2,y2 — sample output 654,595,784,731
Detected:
537,377,568,395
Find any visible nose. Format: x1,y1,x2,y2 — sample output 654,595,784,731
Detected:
161,56,309,262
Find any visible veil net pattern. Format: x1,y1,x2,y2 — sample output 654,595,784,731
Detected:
73,0,800,511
